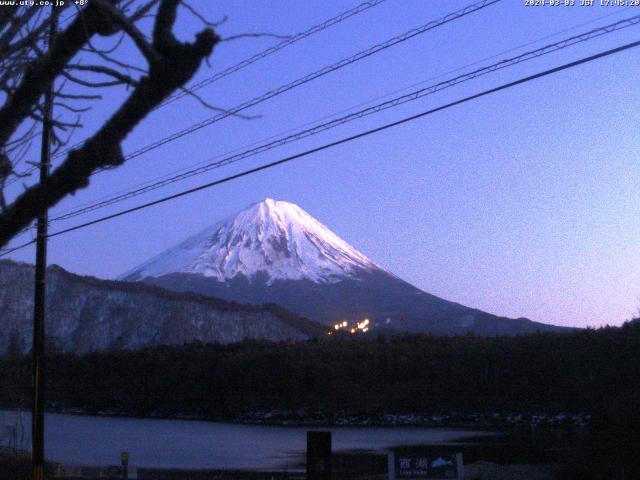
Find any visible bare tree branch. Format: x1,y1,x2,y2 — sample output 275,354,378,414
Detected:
176,85,260,119
61,69,126,88
181,1,227,28
0,2,122,148
221,32,292,42
67,63,139,87
0,0,219,247
55,92,103,100
53,102,92,114
129,0,161,23
93,0,160,64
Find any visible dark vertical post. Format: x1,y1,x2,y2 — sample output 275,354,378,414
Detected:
32,7,57,480
307,431,332,480
121,451,129,480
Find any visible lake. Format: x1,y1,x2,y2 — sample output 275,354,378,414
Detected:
0,410,485,470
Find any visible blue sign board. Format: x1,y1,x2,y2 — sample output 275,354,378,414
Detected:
388,452,463,480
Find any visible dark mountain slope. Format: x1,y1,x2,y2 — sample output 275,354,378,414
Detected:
122,199,570,335
145,269,570,335
0,259,324,355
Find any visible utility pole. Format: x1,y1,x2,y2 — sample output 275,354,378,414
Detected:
32,6,57,480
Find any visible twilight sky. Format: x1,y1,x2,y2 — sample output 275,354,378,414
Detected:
4,0,640,328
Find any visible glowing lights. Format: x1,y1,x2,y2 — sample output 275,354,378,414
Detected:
328,318,371,335
356,319,370,330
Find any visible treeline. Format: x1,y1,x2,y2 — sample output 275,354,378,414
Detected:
1,322,639,424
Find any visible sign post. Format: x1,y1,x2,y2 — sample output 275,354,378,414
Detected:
121,451,129,480
307,431,332,480
388,451,463,480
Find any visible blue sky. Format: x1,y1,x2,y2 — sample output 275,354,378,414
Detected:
5,0,640,327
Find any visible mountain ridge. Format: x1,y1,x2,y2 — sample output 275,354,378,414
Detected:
0,259,324,355
120,198,384,284
121,199,571,335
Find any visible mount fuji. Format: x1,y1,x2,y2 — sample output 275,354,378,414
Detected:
121,199,567,335
122,198,382,285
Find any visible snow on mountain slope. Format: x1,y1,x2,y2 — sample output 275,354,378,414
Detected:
119,199,570,336
121,199,383,284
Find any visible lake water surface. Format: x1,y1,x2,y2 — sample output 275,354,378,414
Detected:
0,410,485,470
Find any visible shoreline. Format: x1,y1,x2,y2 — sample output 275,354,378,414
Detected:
0,404,589,431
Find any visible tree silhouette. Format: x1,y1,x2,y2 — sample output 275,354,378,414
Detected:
0,0,219,248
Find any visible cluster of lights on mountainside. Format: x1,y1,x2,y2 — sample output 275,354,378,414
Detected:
328,319,370,335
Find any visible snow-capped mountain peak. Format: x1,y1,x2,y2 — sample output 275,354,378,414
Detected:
121,199,382,284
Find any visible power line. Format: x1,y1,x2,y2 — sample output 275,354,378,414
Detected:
47,6,637,220
11,0,498,184
159,0,390,109
4,5,635,243
47,14,640,223
0,239,37,257
40,0,499,185
49,0,389,162
3,37,638,257
120,0,499,163
5,9,638,243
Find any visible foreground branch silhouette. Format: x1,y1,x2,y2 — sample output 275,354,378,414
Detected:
0,0,219,248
